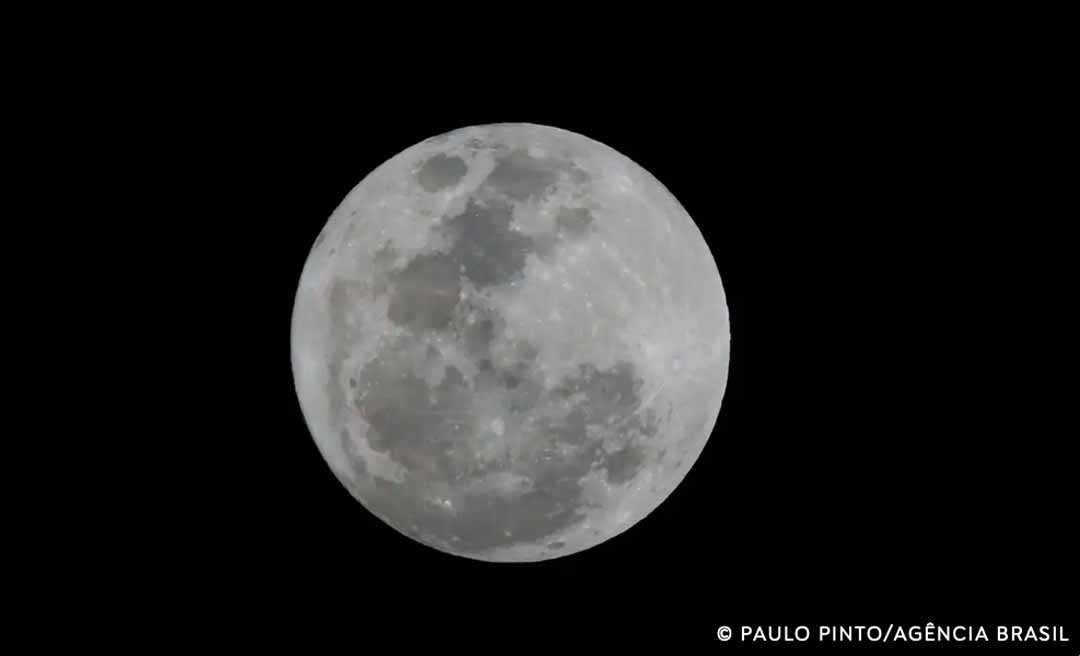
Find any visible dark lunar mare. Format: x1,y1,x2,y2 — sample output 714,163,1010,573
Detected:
344,348,656,553
386,148,589,333
483,149,562,201
443,199,535,289
416,153,468,192
383,198,535,334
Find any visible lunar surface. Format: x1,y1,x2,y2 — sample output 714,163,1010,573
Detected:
291,124,729,561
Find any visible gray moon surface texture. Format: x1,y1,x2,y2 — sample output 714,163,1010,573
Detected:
291,123,730,562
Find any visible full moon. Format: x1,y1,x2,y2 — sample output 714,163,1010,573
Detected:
291,124,730,561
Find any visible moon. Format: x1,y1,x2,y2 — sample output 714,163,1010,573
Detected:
291,123,730,562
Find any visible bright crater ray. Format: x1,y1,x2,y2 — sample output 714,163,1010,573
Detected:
291,124,730,561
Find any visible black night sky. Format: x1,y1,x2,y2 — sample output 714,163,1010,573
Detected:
170,36,1074,653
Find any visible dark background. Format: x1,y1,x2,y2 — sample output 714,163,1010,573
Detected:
185,47,1074,652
